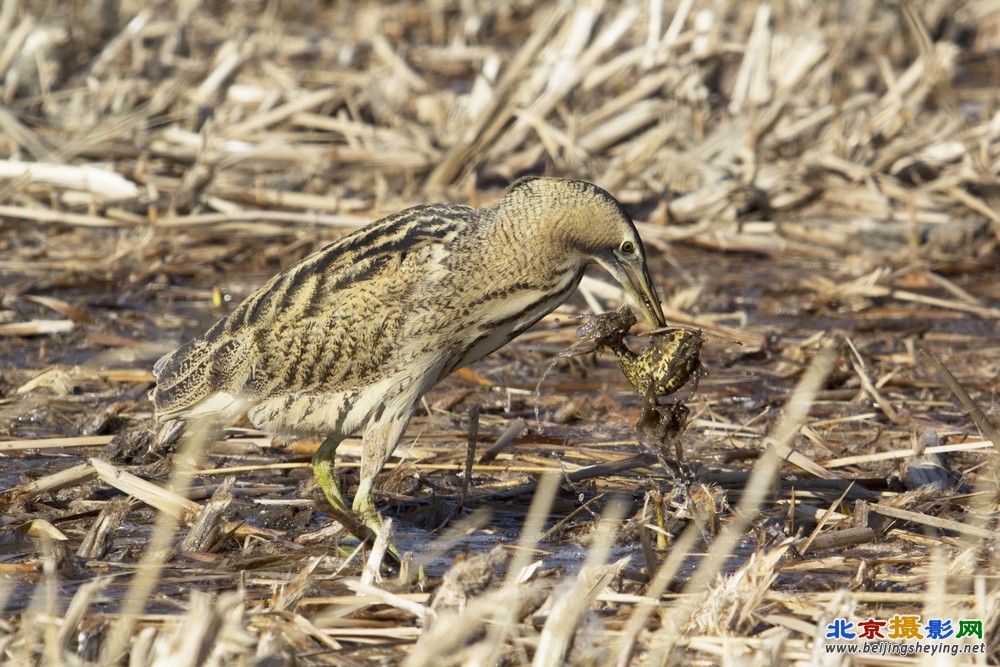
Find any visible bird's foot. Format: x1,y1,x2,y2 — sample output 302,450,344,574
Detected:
353,479,401,560
312,437,385,556
312,437,400,562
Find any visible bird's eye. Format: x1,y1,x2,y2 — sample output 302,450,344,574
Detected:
619,240,636,254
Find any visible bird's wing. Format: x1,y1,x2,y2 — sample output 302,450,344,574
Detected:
151,204,471,421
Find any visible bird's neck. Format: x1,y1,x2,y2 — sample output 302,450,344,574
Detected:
486,209,588,276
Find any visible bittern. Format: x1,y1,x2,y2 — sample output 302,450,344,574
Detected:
151,177,666,538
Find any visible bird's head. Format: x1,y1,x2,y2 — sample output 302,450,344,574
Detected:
499,177,666,330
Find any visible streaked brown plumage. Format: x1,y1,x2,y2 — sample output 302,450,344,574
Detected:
152,177,665,536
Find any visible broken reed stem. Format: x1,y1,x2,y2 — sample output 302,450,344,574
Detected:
845,336,900,424
98,417,219,663
869,504,1000,543
469,473,561,667
533,498,628,666
920,348,1000,449
402,475,562,667
459,404,479,509
31,536,61,666
478,417,526,463
797,482,856,555
614,521,704,667
649,344,838,660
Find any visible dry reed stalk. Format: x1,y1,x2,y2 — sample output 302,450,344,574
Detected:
98,416,219,664
649,344,838,660
422,474,561,667
533,501,629,666
796,482,857,556
823,439,994,468
0,437,110,452
1,462,96,500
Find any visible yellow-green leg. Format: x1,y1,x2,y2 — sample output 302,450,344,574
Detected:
313,433,398,559
312,432,382,534
312,433,350,513
352,479,400,560
352,477,381,534
354,410,414,559
313,434,375,546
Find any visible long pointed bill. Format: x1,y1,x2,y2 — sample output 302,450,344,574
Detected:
610,259,666,330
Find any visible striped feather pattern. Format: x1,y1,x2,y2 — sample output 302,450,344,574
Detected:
151,177,655,443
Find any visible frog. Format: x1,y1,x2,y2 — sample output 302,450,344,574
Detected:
573,306,703,400
573,306,703,482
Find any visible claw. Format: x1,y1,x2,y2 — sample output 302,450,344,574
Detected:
313,437,400,560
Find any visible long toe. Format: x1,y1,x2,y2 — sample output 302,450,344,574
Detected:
312,457,350,513
352,483,402,560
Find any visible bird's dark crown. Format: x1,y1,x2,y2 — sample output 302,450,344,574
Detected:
503,176,633,224
495,176,640,259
